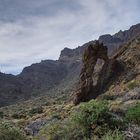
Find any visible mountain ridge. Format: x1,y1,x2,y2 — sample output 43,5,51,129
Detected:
0,23,140,107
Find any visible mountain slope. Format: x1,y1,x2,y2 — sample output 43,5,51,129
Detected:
1,35,140,140
0,23,140,107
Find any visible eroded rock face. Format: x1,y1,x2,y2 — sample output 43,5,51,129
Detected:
71,41,123,105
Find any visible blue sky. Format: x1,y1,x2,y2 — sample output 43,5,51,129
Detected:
0,0,140,74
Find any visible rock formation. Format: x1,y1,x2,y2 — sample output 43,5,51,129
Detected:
71,41,123,105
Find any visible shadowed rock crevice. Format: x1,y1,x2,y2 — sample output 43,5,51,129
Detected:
71,41,124,105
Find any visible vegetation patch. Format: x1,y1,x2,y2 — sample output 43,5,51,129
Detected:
34,100,126,140
0,111,4,118
0,122,28,140
29,106,43,116
101,130,124,140
125,103,140,125
127,79,138,90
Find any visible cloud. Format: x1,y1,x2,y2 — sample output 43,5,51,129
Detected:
0,0,140,74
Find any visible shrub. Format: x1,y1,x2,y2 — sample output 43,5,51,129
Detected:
101,130,124,140
12,113,26,119
72,100,125,137
29,106,43,116
34,120,87,140
72,100,109,129
125,103,140,125
12,113,20,119
34,100,126,139
0,111,4,118
0,122,28,140
127,80,138,89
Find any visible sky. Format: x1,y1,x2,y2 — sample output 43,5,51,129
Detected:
0,0,140,74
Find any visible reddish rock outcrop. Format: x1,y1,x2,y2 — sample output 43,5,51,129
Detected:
71,41,123,105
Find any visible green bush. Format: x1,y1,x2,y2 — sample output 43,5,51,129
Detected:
0,122,28,140
34,120,87,140
29,106,43,116
0,111,4,118
72,100,109,129
125,103,140,125
127,80,138,89
12,113,20,119
34,100,126,140
101,130,124,140
12,113,26,119
72,100,125,137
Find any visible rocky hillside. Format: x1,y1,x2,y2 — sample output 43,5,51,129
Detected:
0,73,23,107
30,34,140,140
0,23,140,107
0,34,140,140
71,36,140,105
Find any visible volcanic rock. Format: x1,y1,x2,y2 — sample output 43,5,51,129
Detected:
71,41,123,105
